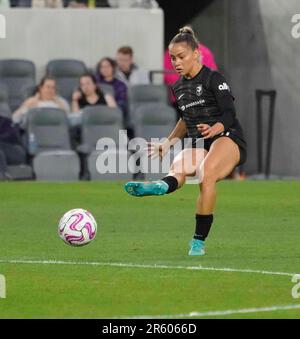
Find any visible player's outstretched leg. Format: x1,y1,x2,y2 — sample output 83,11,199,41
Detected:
125,149,199,197
124,176,179,197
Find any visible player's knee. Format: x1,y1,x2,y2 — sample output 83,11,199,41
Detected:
204,162,218,178
201,165,218,186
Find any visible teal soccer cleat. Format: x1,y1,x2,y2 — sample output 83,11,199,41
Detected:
188,239,205,256
124,181,169,197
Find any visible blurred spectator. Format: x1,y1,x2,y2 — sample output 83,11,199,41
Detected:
32,0,63,7
0,0,10,8
131,0,158,8
65,0,109,7
12,75,70,125
10,0,31,6
108,0,158,8
108,0,133,7
164,41,218,86
0,116,26,180
71,73,116,112
116,46,149,87
96,57,127,113
96,57,137,138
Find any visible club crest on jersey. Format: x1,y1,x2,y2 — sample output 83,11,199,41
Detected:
196,84,203,96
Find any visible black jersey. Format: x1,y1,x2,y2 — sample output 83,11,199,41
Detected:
172,65,245,146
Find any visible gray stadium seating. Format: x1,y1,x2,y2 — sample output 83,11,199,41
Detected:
6,165,34,181
134,102,177,140
128,84,170,129
0,84,33,180
0,59,36,112
21,84,37,101
27,107,80,181
128,86,176,180
133,102,177,180
46,59,87,103
78,105,132,180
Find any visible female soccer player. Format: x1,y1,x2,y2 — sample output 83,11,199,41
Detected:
124,27,247,256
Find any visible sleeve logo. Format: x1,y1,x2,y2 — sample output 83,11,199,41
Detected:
218,83,230,91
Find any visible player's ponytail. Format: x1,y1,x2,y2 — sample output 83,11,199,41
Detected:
179,26,195,36
170,26,199,50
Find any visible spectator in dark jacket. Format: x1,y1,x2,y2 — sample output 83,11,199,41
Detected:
95,57,127,112
0,116,26,180
95,58,132,135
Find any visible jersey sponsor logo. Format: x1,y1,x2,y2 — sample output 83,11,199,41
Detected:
196,84,203,96
178,93,185,100
180,99,205,111
218,83,230,91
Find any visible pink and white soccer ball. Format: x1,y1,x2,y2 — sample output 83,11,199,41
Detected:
58,208,97,246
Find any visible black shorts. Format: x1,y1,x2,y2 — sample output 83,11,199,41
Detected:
192,131,247,167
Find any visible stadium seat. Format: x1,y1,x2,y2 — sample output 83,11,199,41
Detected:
133,102,177,180
134,102,177,140
0,84,11,118
0,59,36,112
78,105,132,180
46,59,87,103
0,85,33,180
26,107,80,181
6,165,34,181
128,84,170,128
21,84,37,101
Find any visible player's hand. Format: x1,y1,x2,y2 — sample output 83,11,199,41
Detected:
197,123,225,139
147,141,170,160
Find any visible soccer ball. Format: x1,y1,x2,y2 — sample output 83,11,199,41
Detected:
58,208,97,246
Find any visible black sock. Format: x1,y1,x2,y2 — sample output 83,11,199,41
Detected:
194,214,214,241
161,176,178,194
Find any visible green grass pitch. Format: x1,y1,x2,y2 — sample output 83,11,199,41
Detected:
0,180,299,318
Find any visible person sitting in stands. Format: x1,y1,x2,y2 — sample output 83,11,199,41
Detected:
71,73,116,112
12,75,70,125
115,46,149,87
0,115,27,180
95,57,127,110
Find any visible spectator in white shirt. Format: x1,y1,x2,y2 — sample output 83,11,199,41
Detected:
116,46,150,88
13,75,70,125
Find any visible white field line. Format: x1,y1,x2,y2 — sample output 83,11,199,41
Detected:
0,259,298,277
126,304,300,319
1,259,299,319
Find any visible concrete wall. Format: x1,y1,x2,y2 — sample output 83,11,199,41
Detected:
191,0,300,177
229,0,300,177
0,8,164,80
190,0,228,73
